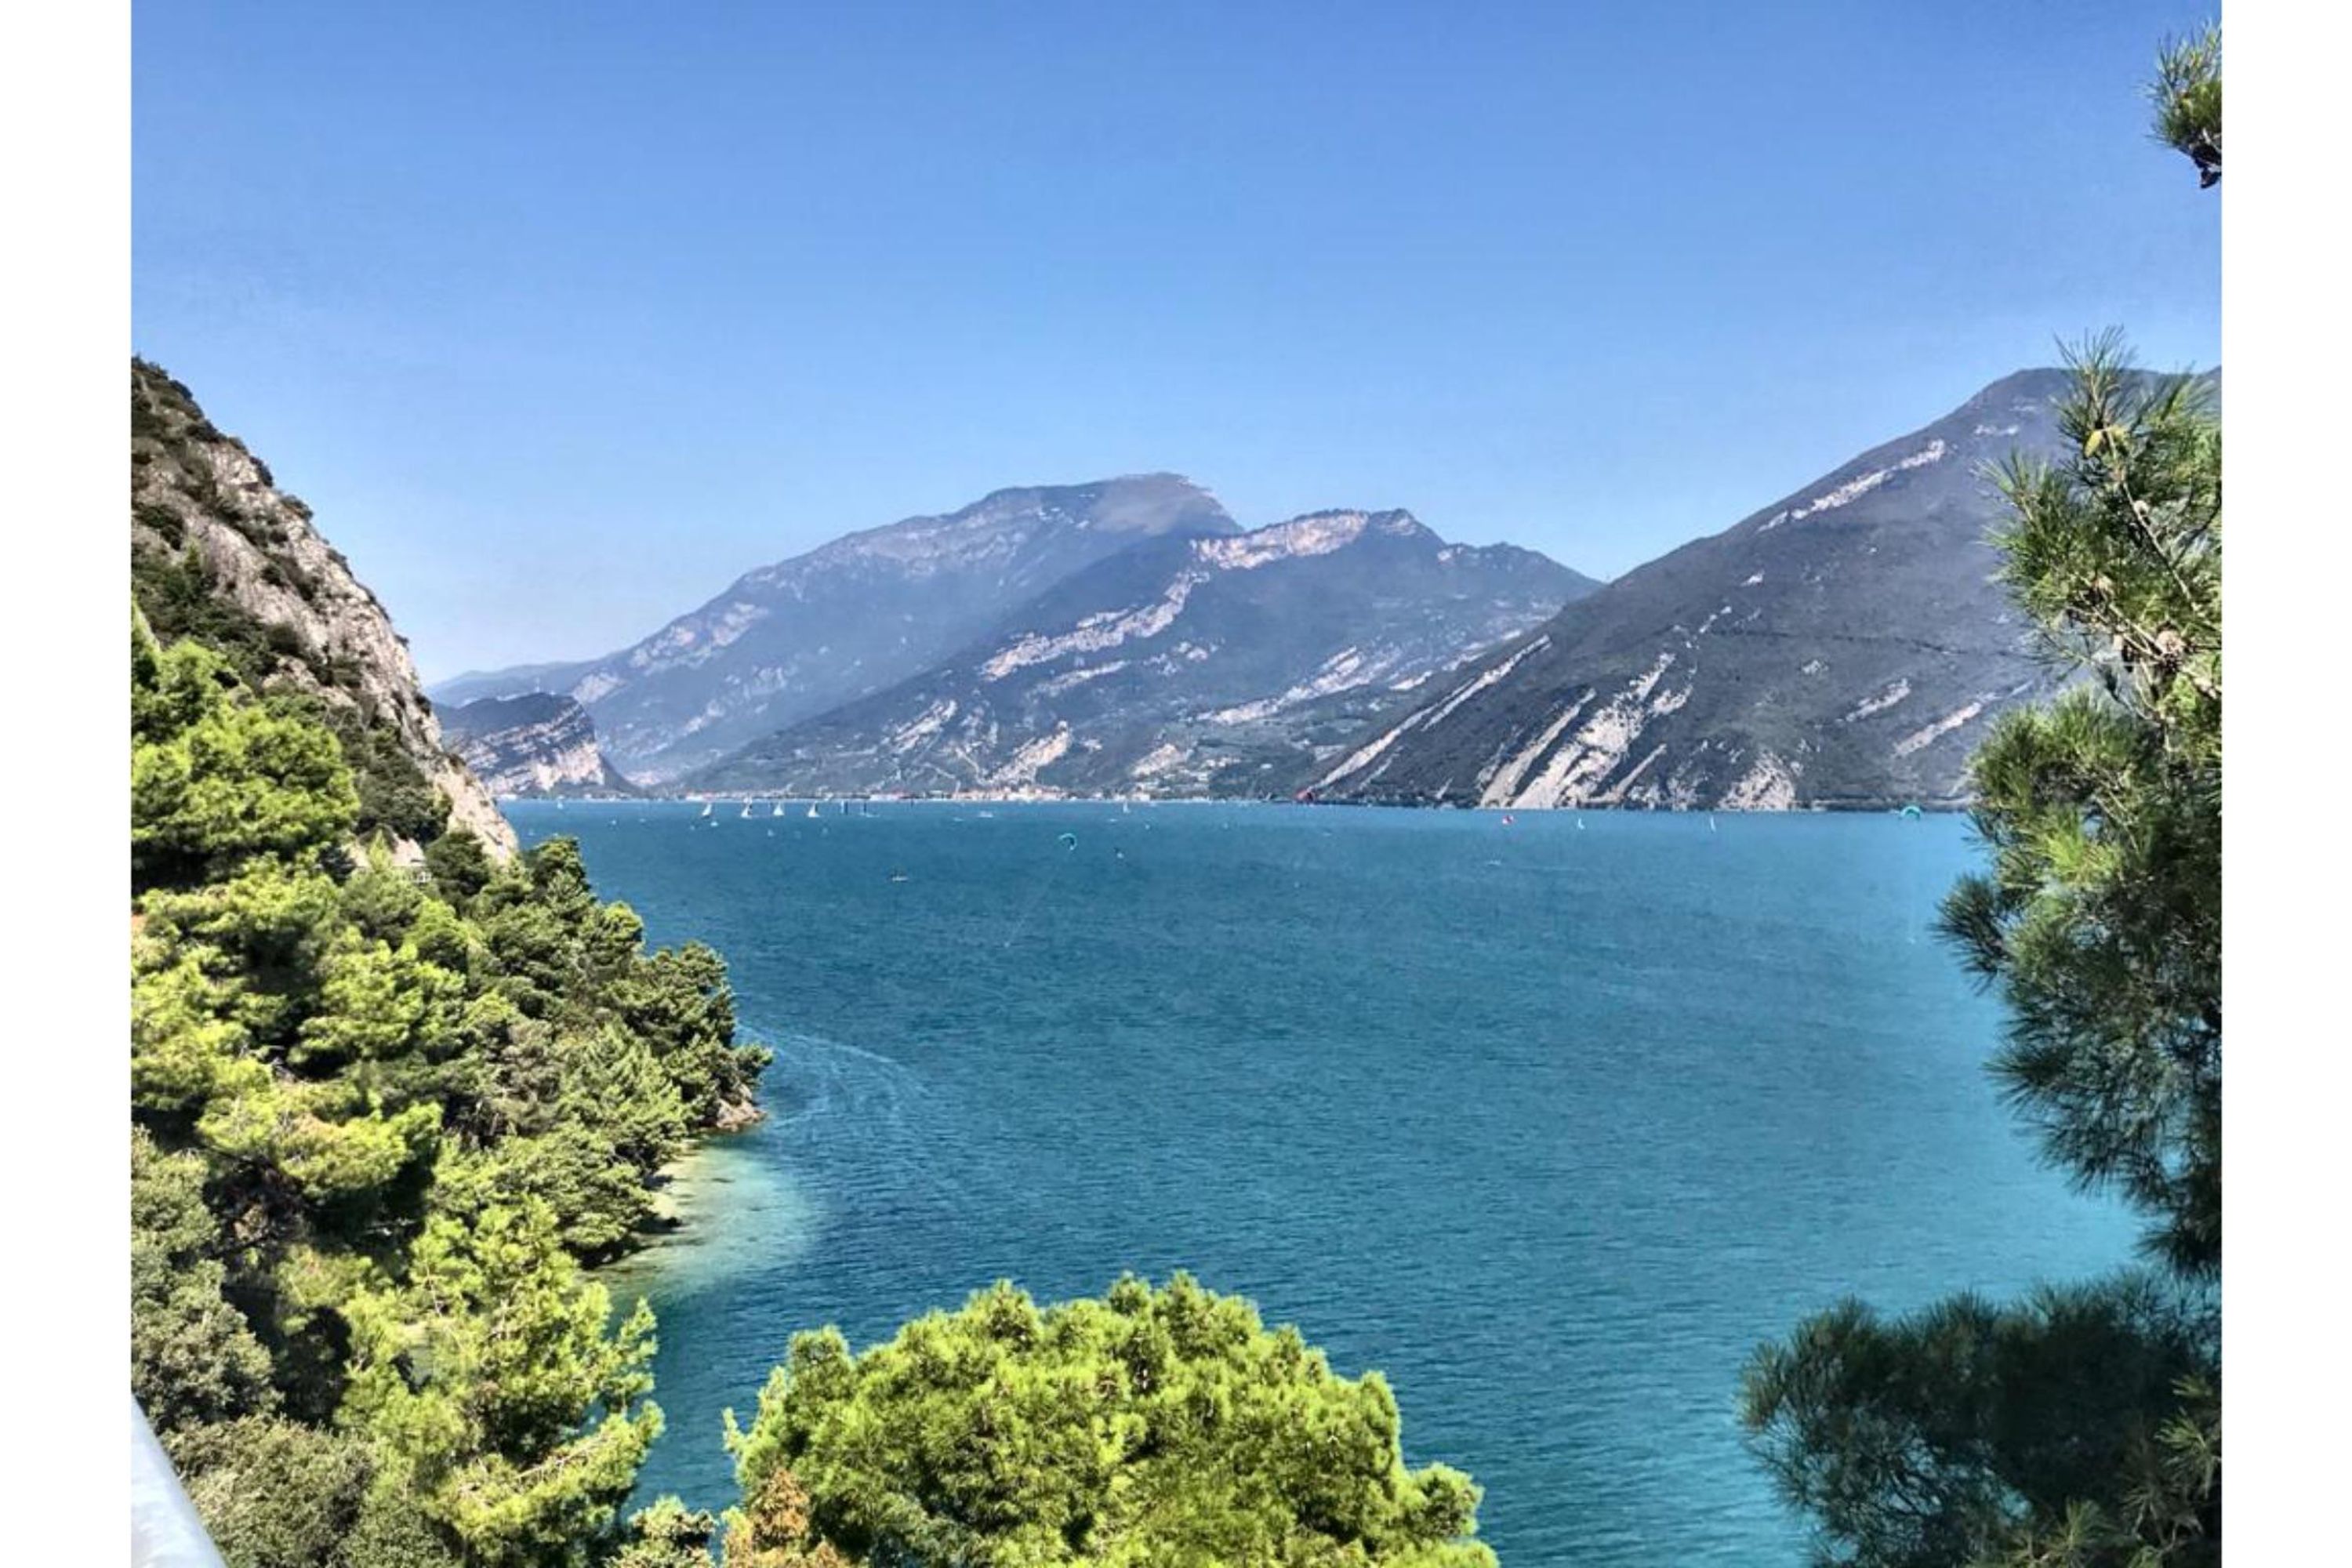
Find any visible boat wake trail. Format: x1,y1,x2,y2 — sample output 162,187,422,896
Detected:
757,1027,984,1218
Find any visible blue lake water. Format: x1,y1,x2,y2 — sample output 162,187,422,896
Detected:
506,800,2132,1566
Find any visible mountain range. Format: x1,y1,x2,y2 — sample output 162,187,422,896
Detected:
433,475,1240,782
1308,368,2213,810
434,365,2199,810
438,692,641,799
690,510,1593,798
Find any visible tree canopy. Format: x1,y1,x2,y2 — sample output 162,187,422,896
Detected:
722,1274,1496,1568
1741,28,2221,1568
1957,339,2221,1279
131,601,767,1566
2149,27,2221,187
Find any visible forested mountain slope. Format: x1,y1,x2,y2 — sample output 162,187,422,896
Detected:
130,359,764,1567
132,360,515,855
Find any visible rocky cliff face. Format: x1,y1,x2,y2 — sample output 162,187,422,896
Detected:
439,694,637,798
1312,368,2169,811
130,360,517,857
689,509,1595,798
434,474,1242,782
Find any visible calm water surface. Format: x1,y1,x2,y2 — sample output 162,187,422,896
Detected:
506,800,2131,1566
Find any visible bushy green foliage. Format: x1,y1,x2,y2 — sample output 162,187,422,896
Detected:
1959,341,2221,1278
423,826,496,902
132,1129,277,1435
722,1274,1496,1568
2149,27,2221,186
343,1201,664,1566
1744,1277,2216,1568
312,696,454,846
132,541,452,849
131,603,768,1567
1742,36,2221,1568
615,942,772,1125
133,631,360,890
172,1417,463,1568
613,1499,723,1568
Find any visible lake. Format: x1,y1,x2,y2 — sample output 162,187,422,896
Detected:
506,800,2132,1566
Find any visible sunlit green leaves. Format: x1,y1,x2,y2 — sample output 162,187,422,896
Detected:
724,1274,1496,1568
132,607,768,1567
1955,334,2222,1277
2148,27,2221,186
342,1201,665,1567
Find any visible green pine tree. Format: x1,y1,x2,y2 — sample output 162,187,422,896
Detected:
1740,27,2221,1568
340,1200,665,1567
721,1274,1494,1568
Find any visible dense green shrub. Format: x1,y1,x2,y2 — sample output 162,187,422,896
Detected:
724,1274,1496,1568
131,608,768,1566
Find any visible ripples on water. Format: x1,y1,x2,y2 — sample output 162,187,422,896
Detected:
511,800,2132,1567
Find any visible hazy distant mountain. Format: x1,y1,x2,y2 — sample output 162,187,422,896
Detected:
1310,368,2209,811
438,693,638,798
428,660,589,711
431,474,1239,781
689,509,1596,798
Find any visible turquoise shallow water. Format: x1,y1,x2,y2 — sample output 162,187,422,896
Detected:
508,800,2132,1566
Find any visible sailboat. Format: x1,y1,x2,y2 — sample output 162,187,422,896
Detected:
699,801,713,818
806,801,821,818
741,801,754,818
771,801,785,818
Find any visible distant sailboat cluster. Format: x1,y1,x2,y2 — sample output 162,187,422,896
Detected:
677,796,882,825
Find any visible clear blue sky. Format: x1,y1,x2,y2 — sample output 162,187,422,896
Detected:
134,2,2220,680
